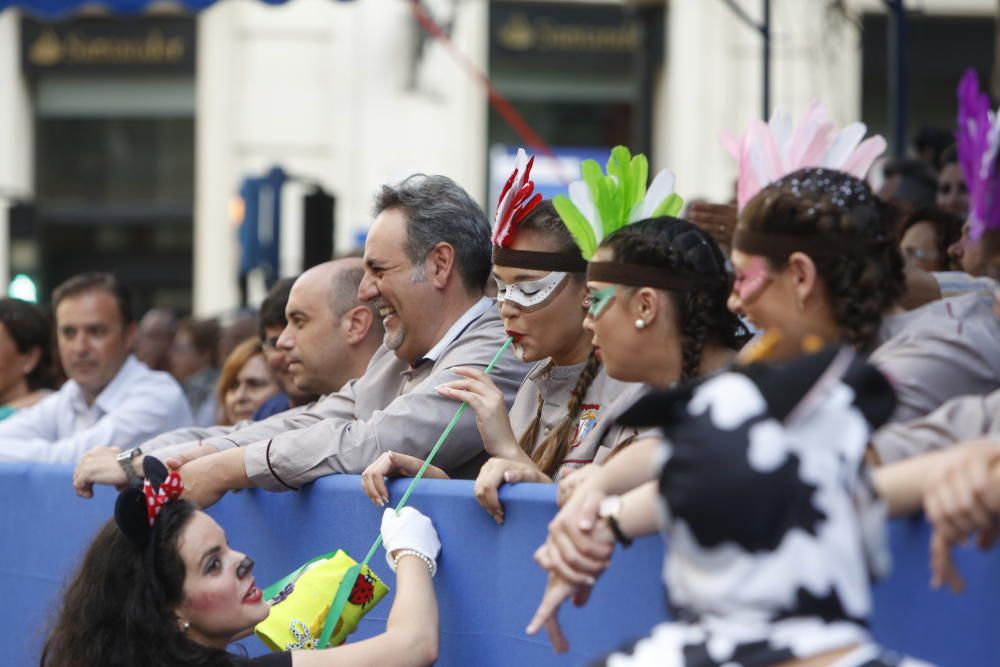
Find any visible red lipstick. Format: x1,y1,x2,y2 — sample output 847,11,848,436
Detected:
243,582,262,604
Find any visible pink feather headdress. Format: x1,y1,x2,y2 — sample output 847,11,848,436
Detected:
492,148,543,248
722,102,887,211
956,69,1000,242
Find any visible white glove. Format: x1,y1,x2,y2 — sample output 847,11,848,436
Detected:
381,507,441,576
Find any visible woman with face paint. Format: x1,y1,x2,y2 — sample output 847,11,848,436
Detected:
41,459,442,667
551,213,754,504
728,168,905,360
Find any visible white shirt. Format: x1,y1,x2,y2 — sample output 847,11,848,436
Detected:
0,355,194,464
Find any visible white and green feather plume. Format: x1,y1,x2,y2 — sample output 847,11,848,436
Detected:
553,146,683,260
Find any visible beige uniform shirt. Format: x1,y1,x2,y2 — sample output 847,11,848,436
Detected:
145,299,531,488
872,388,1000,463
584,383,654,469
869,294,1000,424
506,360,643,480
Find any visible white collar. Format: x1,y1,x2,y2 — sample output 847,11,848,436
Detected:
419,297,494,365
68,355,144,413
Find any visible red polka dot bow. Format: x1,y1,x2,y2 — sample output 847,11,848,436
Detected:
143,470,184,527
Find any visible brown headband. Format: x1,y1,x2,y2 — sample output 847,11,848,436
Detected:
492,245,588,273
586,261,724,292
732,228,888,260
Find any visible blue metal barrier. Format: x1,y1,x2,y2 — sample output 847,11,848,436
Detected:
1,465,996,666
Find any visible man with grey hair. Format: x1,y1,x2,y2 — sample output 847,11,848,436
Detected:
73,258,383,496
79,175,531,505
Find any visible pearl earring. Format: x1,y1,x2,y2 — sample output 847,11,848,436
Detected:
180,620,190,632
634,319,646,330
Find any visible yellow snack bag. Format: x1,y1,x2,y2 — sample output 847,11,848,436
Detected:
255,550,389,650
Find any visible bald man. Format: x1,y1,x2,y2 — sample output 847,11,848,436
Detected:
73,259,383,496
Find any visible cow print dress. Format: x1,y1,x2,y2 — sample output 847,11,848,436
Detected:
599,348,935,667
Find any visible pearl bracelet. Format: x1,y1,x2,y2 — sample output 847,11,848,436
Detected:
391,549,436,577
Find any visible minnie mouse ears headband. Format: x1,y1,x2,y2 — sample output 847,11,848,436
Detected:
114,457,185,548
491,149,587,273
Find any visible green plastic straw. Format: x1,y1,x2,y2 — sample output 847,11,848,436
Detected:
315,336,513,648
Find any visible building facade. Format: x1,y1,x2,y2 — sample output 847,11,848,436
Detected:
0,0,995,315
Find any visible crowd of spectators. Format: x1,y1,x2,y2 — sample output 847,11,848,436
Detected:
4,74,1000,667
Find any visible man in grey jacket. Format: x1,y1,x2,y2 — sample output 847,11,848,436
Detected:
124,174,528,507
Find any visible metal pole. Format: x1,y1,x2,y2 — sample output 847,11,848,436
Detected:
762,0,771,120
887,1,906,158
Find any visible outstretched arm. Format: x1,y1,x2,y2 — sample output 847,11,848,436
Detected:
301,557,438,667
292,508,441,667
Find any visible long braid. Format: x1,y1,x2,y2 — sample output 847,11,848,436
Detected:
515,361,552,456
679,291,711,381
531,351,601,478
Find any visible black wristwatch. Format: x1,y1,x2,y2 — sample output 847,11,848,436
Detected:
598,495,632,548
116,447,143,486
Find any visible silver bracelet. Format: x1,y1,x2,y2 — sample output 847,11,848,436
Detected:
391,549,436,577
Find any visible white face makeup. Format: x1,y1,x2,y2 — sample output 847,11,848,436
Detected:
494,271,568,312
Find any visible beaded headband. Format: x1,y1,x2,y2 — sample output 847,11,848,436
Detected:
732,169,887,260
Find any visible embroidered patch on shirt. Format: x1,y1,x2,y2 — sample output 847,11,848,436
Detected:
569,404,600,450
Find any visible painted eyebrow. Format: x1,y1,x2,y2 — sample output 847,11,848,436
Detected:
495,271,549,283
513,273,549,283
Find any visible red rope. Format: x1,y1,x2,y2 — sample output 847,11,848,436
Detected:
407,0,561,170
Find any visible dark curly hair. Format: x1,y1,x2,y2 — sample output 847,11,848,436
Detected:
741,168,905,352
41,500,243,667
600,217,751,381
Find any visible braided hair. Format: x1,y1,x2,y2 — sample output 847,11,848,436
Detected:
515,351,602,478
600,217,751,381
741,168,905,352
